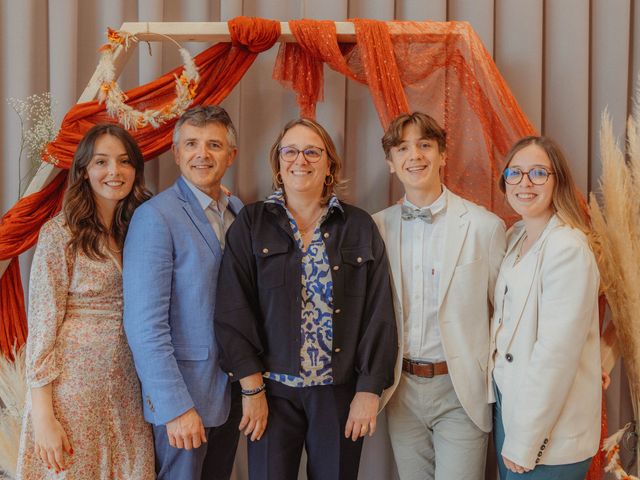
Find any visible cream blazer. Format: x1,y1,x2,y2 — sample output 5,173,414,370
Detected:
488,216,601,469
373,191,506,432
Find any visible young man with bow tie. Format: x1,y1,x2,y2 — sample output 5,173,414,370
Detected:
373,112,506,480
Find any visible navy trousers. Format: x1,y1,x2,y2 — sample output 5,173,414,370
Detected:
493,382,592,480
154,382,242,480
248,379,364,480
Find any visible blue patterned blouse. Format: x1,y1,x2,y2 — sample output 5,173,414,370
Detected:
263,189,341,387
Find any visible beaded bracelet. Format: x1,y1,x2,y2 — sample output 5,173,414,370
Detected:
241,383,266,397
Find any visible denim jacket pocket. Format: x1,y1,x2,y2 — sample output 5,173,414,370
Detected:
254,242,289,289
341,246,373,296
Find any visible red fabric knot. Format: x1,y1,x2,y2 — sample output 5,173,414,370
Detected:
228,16,280,53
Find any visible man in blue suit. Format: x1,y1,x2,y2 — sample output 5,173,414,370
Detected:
124,106,243,479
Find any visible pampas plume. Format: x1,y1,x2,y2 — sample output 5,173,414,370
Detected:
0,346,26,480
589,80,640,475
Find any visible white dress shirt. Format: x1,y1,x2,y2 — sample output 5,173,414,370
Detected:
401,187,447,362
182,176,234,249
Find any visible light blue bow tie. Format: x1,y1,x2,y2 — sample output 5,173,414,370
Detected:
401,205,433,223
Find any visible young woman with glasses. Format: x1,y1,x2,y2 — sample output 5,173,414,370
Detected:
488,136,601,479
214,118,397,480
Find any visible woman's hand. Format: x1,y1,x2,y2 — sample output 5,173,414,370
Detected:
240,392,268,441
30,384,73,473
239,373,268,441
32,412,73,473
345,392,380,441
503,455,531,474
602,369,611,390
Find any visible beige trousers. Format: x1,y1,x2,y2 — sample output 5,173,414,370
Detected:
386,372,488,480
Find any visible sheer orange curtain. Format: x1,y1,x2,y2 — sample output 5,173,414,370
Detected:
0,16,280,358
274,19,410,126
274,20,536,219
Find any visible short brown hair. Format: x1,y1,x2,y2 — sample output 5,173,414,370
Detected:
382,112,446,158
268,118,345,204
499,136,590,233
172,105,237,149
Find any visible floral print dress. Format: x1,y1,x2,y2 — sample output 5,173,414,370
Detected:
16,215,155,480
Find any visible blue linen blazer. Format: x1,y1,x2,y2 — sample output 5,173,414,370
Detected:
123,176,243,427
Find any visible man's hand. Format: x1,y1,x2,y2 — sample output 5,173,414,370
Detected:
602,369,611,390
344,392,380,442
503,455,532,474
166,408,207,450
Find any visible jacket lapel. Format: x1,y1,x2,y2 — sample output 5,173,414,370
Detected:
383,205,404,313
176,178,222,258
438,193,470,308
502,216,560,347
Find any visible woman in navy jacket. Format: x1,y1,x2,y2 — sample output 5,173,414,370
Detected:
215,118,397,480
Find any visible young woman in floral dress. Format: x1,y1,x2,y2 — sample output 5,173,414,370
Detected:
16,124,155,479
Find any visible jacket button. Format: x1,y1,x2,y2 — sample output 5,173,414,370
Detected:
356,256,363,263
535,458,540,464
228,372,234,377
323,232,330,238
333,265,340,271
537,452,542,457
262,248,269,254
543,438,548,444
334,348,341,353
541,445,545,450
505,353,514,362
335,308,341,314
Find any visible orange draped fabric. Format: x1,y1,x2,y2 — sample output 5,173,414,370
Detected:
273,20,536,221
0,170,67,258
44,17,280,170
352,19,410,127
0,16,280,357
274,19,410,126
0,258,28,359
274,20,360,118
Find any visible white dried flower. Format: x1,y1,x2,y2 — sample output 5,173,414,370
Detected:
7,92,58,195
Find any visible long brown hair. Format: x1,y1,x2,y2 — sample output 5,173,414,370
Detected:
499,136,590,234
63,123,151,260
268,118,345,204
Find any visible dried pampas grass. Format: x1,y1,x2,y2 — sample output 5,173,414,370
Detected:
589,85,640,473
0,347,26,480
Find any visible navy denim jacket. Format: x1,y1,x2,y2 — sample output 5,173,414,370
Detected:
215,200,398,395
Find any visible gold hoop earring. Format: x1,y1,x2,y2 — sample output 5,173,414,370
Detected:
324,174,334,186
276,172,283,185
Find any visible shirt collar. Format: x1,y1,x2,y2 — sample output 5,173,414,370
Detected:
265,189,344,214
181,176,229,213
403,186,448,216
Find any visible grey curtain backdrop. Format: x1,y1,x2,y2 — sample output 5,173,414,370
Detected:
1,1,638,478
